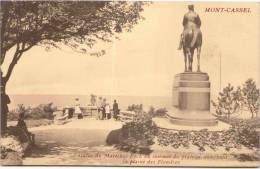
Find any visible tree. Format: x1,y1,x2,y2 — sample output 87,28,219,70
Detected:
212,84,243,119
242,79,259,118
0,1,147,133
212,79,260,120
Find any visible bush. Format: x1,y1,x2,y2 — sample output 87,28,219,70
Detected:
26,103,56,119
157,130,190,149
8,104,29,121
1,135,24,159
148,107,167,117
217,116,260,128
127,104,143,112
114,110,158,154
1,151,23,165
0,129,30,165
229,120,259,149
7,110,20,121
8,103,57,121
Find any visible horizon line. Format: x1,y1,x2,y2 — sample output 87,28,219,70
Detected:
8,94,173,97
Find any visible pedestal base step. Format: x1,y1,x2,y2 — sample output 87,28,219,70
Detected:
167,114,218,126
153,117,230,132
166,107,218,126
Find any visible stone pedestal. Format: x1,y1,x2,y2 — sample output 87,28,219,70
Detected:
167,72,217,126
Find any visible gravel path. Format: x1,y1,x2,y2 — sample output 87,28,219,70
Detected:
23,118,123,165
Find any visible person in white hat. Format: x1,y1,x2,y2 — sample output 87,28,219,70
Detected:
105,103,110,120
74,98,83,119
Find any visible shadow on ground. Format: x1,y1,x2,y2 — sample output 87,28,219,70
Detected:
24,128,117,165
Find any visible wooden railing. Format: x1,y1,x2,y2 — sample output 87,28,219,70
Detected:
118,110,136,123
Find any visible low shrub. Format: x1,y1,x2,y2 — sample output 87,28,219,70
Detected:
1,126,35,163
148,107,167,117
7,110,20,121
217,116,260,149
157,122,259,152
157,130,190,149
217,116,260,128
0,131,29,165
231,121,259,149
25,103,57,120
1,151,23,165
8,103,57,121
1,135,24,159
114,109,158,154
127,104,143,112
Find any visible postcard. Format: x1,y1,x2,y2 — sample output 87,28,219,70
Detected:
0,1,259,167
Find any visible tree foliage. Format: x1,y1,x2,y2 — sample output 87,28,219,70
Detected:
0,1,147,83
0,1,147,133
212,79,259,119
212,84,243,119
148,106,167,117
242,79,259,118
8,103,57,121
116,110,158,154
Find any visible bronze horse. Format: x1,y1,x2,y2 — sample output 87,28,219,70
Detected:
182,28,202,72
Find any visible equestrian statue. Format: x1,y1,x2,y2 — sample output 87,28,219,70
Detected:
178,5,202,72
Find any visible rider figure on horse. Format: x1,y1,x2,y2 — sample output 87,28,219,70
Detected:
178,5,201,50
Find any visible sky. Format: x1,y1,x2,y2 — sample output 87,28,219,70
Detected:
3,2,260,97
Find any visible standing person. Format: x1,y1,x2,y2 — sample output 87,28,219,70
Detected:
74,98,83,119
105,103,110,120
101,98,106,120
97,97,103,120
113,100,119,120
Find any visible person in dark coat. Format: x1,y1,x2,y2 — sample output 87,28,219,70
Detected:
101,98,107,120
17,112,35,144
113,100,119,120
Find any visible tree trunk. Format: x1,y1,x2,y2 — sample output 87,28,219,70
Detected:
1,78,10,135
1,44,26,135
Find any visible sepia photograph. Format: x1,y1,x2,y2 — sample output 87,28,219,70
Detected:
0,1,259,167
